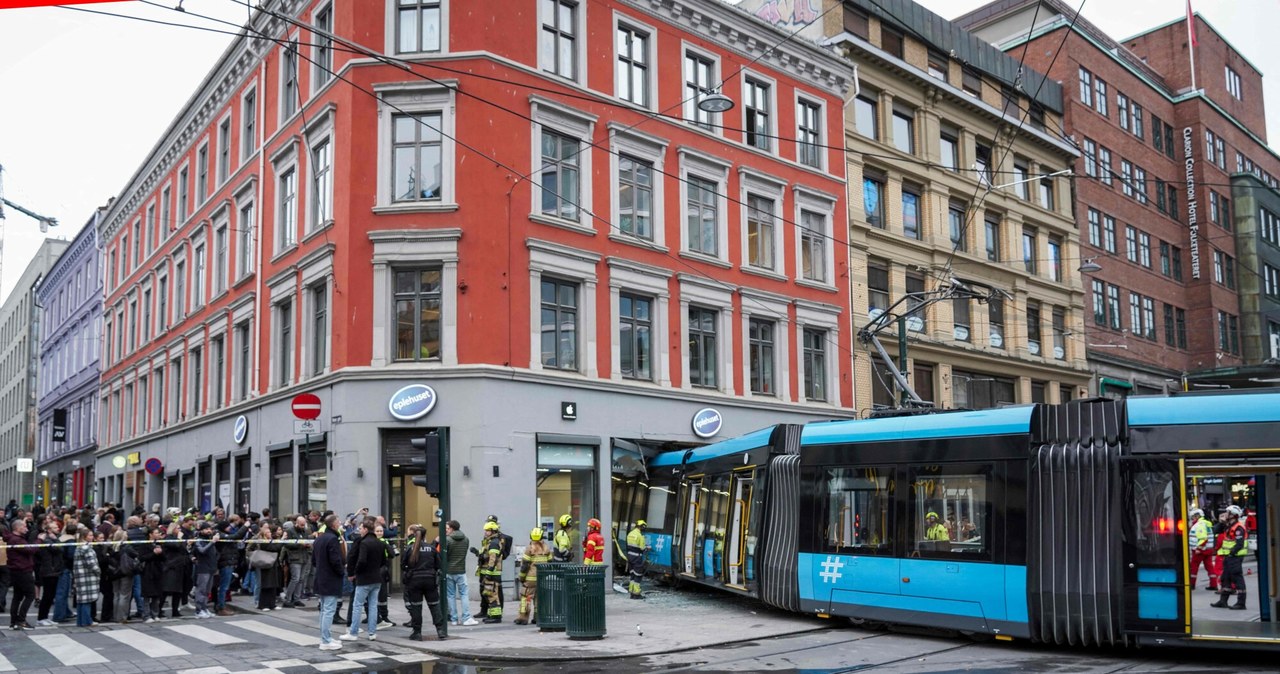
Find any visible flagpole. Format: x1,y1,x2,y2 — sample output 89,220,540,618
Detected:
1186,0,1198,91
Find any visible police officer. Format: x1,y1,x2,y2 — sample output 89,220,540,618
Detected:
583,518,604,566
924,512,949,541
1210,505,1249,610
476,521,504,623
515,528,551,625
552,515,575,563
400,525,446,641
626,520,647,600
1188,508,1219,591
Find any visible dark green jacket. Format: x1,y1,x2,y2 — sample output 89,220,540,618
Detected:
445,529,469,575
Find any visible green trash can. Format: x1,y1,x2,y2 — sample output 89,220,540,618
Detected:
563,564,607,640
535,562,567,632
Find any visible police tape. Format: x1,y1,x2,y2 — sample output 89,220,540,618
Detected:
0,535,421,550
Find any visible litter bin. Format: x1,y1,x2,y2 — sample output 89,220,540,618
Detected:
563,564,607,640
535,562,567,632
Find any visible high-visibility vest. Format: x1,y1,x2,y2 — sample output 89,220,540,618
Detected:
1189,518,1212,549
925,523,949,541
1218,522,1249,557
626,527,646,554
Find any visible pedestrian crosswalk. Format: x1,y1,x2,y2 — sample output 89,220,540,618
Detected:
0,617,438,673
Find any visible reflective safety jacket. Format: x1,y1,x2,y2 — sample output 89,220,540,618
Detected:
553,528,574,563
1189,518,1213,550
626,526,646,555
478,535,504,576
518,540,552,583
925,523,949,541
1218,521,1249,557
583,530,605,564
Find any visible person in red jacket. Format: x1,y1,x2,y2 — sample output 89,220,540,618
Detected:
583,519,604,566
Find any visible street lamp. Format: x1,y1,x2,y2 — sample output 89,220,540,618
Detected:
1078,257,1102,273
697,91,734,113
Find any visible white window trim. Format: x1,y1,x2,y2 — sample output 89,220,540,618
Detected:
373,81,458,212
527,238,600,376
529,95,597,233
240,84,259,164
233,179,257,282
212,216,230,298
384,0,449,56
279,32,302,125
272,141,300,256
310,2,335,94
607,258,671,385
171,243,189,323
369,228,461,367
300,247,334,379
195,138,211,207
607,122,668,251
793,91,827,172
678,146,731,264
207,323,229,412
677,274,735,394
740,69,779,154
738,167,787,278
536,0,587,83
230,296,256,403
268,281,297,392
739,288,791,402
215,110,233,187
794,299,844,408
304,106,337,238
190,234,208,311
176,160,192,226
681,41,723,136
611,11,658,110
793,185,838,290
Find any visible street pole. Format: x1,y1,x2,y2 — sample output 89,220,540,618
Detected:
898,316,909,406
436,430,449,638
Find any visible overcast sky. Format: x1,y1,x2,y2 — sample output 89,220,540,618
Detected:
0,0,1273,302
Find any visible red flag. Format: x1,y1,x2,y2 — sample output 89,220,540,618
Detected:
1187,0,1198,47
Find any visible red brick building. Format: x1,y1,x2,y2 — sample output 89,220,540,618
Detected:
959,1,1280,394
93,0,853,566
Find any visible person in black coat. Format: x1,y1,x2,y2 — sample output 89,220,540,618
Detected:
342,519,384,639
137,527,167,622
401,525,446,641
161,523,189,618
34,519,65,625
251,527,285,611
313,514,346,648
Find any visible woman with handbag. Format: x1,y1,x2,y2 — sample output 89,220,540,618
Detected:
109,530,137,624
250,527,284,611
71,526,99,627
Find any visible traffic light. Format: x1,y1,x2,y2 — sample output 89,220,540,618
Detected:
410,433,441,496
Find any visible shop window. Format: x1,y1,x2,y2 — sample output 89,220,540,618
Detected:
909,464,991,560
269,450,293,518
300,445,327,514
537,443,596,537
824,466,893,555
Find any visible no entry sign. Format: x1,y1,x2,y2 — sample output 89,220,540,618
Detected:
292,393,322,420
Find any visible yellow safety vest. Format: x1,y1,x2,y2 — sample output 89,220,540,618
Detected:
1218,522,1249,557
925,523,949,541
626,527,646,554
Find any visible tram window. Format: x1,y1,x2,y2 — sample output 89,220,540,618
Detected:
1126,463,1180,567
824,467,893,555
909,466,991,560
645,483,672,530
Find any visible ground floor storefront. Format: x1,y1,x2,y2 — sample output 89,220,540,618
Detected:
95,368,849,577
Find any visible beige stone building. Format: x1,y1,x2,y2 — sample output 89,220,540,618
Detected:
741,0,1090,412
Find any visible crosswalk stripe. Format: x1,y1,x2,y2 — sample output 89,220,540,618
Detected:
28,634,110,666
0,650,15,672
263,658,311,668
227,619,321,646
103,628,191,657
164,623,249,645
390,652,437,663
312,662,364,672
177,667,230,674
337,651,385,661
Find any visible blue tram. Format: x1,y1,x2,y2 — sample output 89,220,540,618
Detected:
635,391,1280,648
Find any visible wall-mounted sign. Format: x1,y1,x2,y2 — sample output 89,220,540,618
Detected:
561,401,577,420
692,408,723,439
388,384,438,421
127,452,141,465
233,415,248,445
52,408,67,442
292,393,322,420
1181,127,1202,280
15,458,32,473
144,458,164,475
111,456,127,469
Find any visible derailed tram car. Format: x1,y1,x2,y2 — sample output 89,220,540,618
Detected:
641,391,1280,649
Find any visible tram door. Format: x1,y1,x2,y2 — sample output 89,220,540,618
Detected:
678,477,703,576
1120,458,1186,635
701,474,731,581
725,468,754,588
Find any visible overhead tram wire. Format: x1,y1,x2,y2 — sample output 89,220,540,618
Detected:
80,1,864,368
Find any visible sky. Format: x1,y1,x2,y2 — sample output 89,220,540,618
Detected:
0,0,1275,303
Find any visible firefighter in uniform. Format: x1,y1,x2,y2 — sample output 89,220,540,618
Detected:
626,520,647,599
400,525,447,641
477,521,504,623
924,512,949,541
474,515,512,619
1188,508,1219,591
515,528,551,625
583,518,605,566
552,515,575,563
1210,505,1249,610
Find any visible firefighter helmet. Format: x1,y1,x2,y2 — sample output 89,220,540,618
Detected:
484,521,500,532
587,518,601,531
558,514,573,528
530,527,543,541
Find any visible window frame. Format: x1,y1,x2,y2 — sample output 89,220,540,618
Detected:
370,227,461,368
679,147,731,263
312,3,335,89
682,45,720,132
795,299,841,406
538,0,583,82
796,95,825,170
280,35,301,123
527,239,599,376
741,72,776,153
609,125,667,249
241,86,258,163
795,186,836,288
530,97,596,231
739,169,786,275
374,82,457,211
614,18,653,109
680,277,733,394
389,0,445,55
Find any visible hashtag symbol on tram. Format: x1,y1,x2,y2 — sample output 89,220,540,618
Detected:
819,555,845,584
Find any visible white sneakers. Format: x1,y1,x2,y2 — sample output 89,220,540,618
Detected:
462,617,479,626
368,634,377,641
36,619,54,627
318,641,342,651
338,633,358,641
144,617,157,624
195,610,214,619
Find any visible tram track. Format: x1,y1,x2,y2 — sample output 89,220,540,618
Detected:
655,628,893,672
826,641,975,673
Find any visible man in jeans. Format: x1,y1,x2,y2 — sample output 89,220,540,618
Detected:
283,517,310,607
339,519,383,641
313,515,346,650
444,520,477,626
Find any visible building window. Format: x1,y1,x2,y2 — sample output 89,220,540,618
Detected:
988,298,1005,349
395,0,441,54
688,306,717,389
953,297,971,342
975,143,992,186
1163,303,1176,346
948,201,966,251
743,77,771,151
962,67,981,97
891,106,914,154
863,172,884,228
192,242,206,308
241,89,257,160
540,277,578,370
392,112,443,202
854,94,878,140
1078,67,1093,107
901,186,920,240
178,167,189,220
797,100,822,168
1027,301,1042,356
1160,241,1172,276
1265,264,1280,300
927,50,948,81
802,328,827,402
746,194,776,269
1118,92,1129,130
1094,77,1108,116
984,216,1000,261
313,5,333,85
214,223,228,294
282,40,299,120
867,258,889,319
1022,228,1037,274
1106,284,1122,330
1121,161,1133,197
800,210,827,283
277,167,298,250
1097,146,1112,186
1138,232,1151,268
616,25,649,107
843,5,869,39
1048,236,1063,282
540,129,580,221
308,283,327,376
881,25,904,59
1134,166,1147,204
190,346,203,416
1171,245,1183,280
160,187,172,245
237,201,254,279
1176,308,1187,349
211,336,225,410
1132,102,1144,139
157,277,168,333
939,125,958,171
393,268,442,362
619,293,652,381
1087,209,1101,247
1125,225,1138,263
217,119,231,184
277,299,293,387
174,259,186,319
1226,66,1242,100
310,137,333,230
1051,308,1066,359
748,318,775,395
905,272,926,332
686,175,719,256
616,155,654,240
683,51,715,130
1092,281,1107,327
540,0,578,80
1038,175,1054,210
236,322,251,401
197,144,209,203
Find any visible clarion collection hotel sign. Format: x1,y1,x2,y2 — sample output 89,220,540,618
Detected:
1182,127,1203,280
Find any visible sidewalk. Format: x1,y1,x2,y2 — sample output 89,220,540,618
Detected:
242,582,828,662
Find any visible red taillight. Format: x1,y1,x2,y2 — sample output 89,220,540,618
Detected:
1153,517,1178,534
